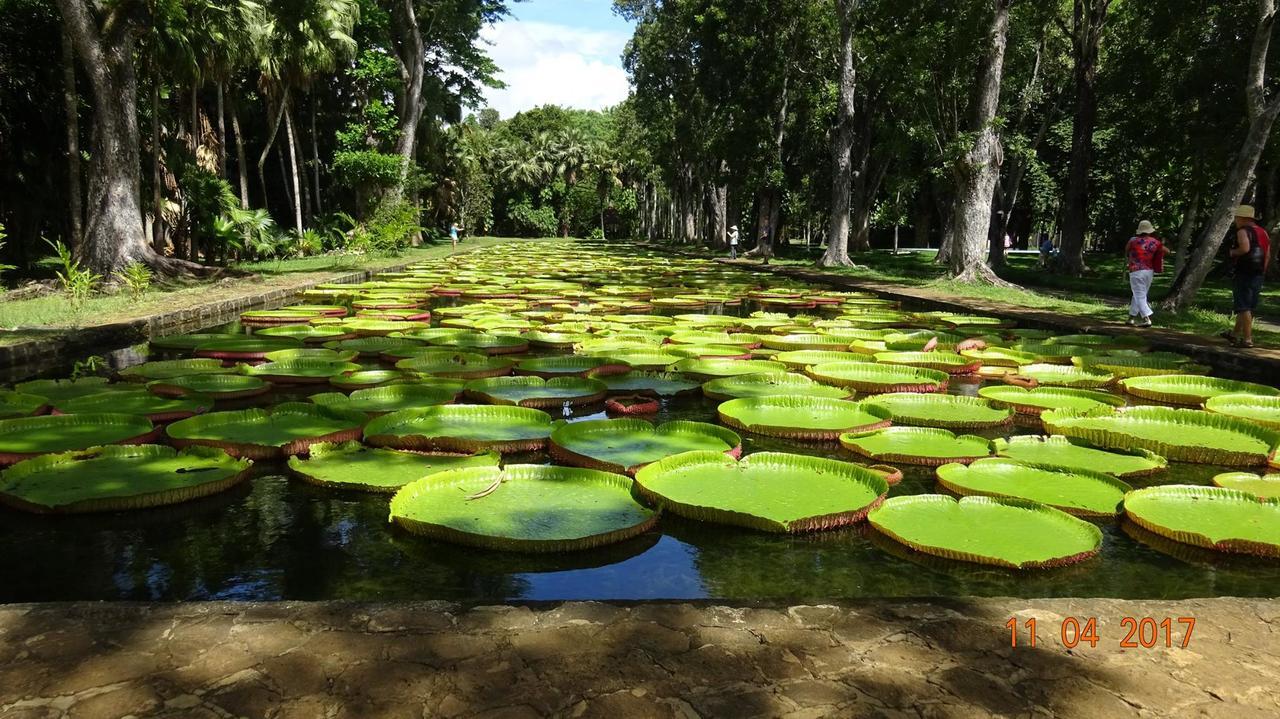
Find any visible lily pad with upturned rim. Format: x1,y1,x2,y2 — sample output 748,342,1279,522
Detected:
0,445,252,514
0,413,157,465
0,391,49,420
1123,485,1280,557
805,362,949,394
867,494,1103,569
977,385,1125,416
14,377,132,402
1010,364,1114,389
1042,406,1278,466
166,403,366,459
1119,375,1280,406
52,389,210,422
549,418,741,474
873,352,981,375
147,333,242,352
840,427,992,466
147,373,271,401
633,451,889,533
119,359,237,382
243,359,363,384
310,384,459,415
862,393,1012,430
702,373,852,401
936,458,1131,517
194,337,304,361
395,351,515,380
717,396,890,441
389,464,658,553
772,350,869,370
286,442,500,493
463,376,608,408
364,405,554,453
328,370,412,391
673,358,789,380
1205,393,1280,430
255,325,354,343
1213,472,1280,499
515,356,631,379
600,372,702,398
991,435,1167,478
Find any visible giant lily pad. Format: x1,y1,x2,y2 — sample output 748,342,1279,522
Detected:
992,436,1167,478
365,405,554,453
0,414,156,464
464,376,608,408
1119,375,1280,406
1010,364,1113,388
147,374,271,401
1124,485,1280,557
311,384,458,415
873,352,981,375
762,334,856,352
287,442,500,493
633,451,889,533
328,370,411,391
1043,406,1279,466
550,418,741,474
959,347,1038,367
936,458,1131,517
841,427,992,466
324,336,421,358
1205,393,1280,430
868,495,1103,569
0,445,252,514
389,464,657,552
0,391,48,419
717,396,890,441
1078,354,1211,379
52,389,209,422
426,330,529,355
806,361,948,394
978,385,1124,416
516,356,630,378
702,373,852,401
396,351,514,379
862,393,1012,430
600,372,702,397
194,337,303,361
673,358,789,380
255,325,353,343
167,403,365,459
119,359,236,382
263,348,359,364
14,377,133,402
243,359,363,384
1213,472,1280,499
772,350,868,370
148,333,242,352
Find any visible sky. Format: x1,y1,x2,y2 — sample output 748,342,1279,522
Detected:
478,0,634,119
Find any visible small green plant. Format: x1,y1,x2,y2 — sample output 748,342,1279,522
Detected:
116,261,153,297
44,238,101,308
69,355,107,380
0,223,16,279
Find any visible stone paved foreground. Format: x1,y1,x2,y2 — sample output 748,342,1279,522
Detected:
1,599,1278,718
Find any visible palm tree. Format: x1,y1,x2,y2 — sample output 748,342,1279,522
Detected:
588,142,622,239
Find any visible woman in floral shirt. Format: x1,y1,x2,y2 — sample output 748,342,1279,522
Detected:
1124,220,1167,327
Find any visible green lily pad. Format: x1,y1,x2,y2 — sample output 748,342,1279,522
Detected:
515,356,630,378
992,436,1167,478
0,391,49,419
862,393,1012,430
255,325,354,343
1119,375,1280,406
364,405,554,453
762,334,855,352
936,458,1131,517
263,348,359,364
1213,472,1280,499
14,378,135,402
873,352,981,375
959,347,1038,367
0,445,252,514
702,373,852,401
52,390,210,421
323,337,422,358
389,464,658,553
119,359,236,382
633,451,889,533
166,403,366,459
600,372,702,397
147,374,271,400
194,337,303,360
0,414,156,464
1077,354,1211,379
550,419,741,474
977,385,1125,416
806,361,949,394
422,330,528,355
595,349,684,371
1205,393,1280,430
395,351,515,379
840,427,992,466
1124,485,1280,557
244,359,363,384
148,333,242,351
868,495,1103,569
717,396,890,441
1043,406,1279,466
328,370,412,391
311,384,459,415
673,358,789,379
771,350,869,369
464,376,608,408
1013,364,1114,388
287,442,499,493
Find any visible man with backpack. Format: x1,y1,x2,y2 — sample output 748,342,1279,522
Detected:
1222,205,1271,348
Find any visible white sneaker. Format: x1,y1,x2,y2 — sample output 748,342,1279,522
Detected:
1136,317,1152,328
1126,316,1137,326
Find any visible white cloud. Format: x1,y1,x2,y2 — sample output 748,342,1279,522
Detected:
477,19,631,118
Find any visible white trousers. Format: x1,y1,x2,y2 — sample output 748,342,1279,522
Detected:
1129,270,1154,318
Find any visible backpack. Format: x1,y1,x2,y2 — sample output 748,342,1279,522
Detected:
1240,225,1268,276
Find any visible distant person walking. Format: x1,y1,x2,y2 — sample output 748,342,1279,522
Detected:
1124,220,1167,328
1222,205,1271,348
728,225,739,260
1038,233,1055,267
449,222,460,249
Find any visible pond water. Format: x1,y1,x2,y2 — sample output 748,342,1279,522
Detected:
3,243,1278,603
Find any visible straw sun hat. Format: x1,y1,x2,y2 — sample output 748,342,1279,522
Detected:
1135,220,1156,235
1235,205,1256,219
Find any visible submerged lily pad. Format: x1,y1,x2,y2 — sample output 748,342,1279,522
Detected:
550,419,741,474
1205,393,1280,430
0,414,156,464
1213,472,1280,499
287,442,499,493
862,393,1012,430
806,362,948,394
1124,485,1280,557
840,427,992,466
1120,375,1280,406
0,445,252,514
464,376,608,408
717,396,890,441
992,436,1167,478
936,459,1131,517
167,403,366,459
702,373,852,401
868,495,1103,569
389,464,658,552
634,451,889,533
1043,406,1279,466
365,405,554,453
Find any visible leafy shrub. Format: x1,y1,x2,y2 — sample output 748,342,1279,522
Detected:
332,151,403,191
115,261,153,297
44,239,100,308
0,223,16,279
348,200,421,256
508,200,558,238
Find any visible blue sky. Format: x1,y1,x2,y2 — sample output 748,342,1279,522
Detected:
479,1,635,118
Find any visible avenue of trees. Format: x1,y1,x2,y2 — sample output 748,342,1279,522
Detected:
2,0,1280,314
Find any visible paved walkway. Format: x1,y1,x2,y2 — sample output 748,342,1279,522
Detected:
1,599,1277,718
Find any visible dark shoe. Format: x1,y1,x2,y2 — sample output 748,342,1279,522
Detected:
1232,338,1255,349
1220,330,1237,342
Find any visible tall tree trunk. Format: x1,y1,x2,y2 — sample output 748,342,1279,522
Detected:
285,105,305,232
1173,185,1202,277
710,164,728,247
946,0,1016,284
822,0,861,267
150,75,165,253
1165,0,1280,311
229,91,250,209
56,0,194,277
61,28,83,250
310,93,323,215
747,73,790,260
914,180,933,249
1058,0,1113,275
388,0,425,203
256,90,288,216
216,82,227,179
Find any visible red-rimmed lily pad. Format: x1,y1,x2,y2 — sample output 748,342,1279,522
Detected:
195,337,303,361
1123,485,1280,557
243,359,363,384
1042,406,1279,466
1119,375,1280,407
515,356,630,379
600,372,702,397
977,385,1124,416
119,359,237,382
396,351,515,380
1205,393,1280,430
166,403,366,459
